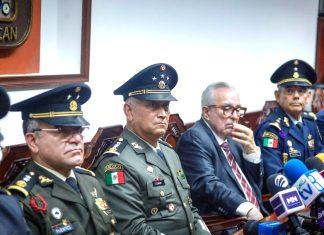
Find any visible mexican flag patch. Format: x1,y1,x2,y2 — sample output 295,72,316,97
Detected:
106,171,125,185
263,138,278,148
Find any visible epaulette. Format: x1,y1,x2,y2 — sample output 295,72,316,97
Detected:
302,111,317,121
159,139,173,148
103,137,127,156
75,167,96,177
269,120,282,130
7,171,38,197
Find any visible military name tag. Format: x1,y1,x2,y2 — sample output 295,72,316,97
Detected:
52,220,74,235
152,180,165,187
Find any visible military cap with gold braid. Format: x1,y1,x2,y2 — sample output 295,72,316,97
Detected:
114,63,178,101
10,83,91,126
271,59,317,87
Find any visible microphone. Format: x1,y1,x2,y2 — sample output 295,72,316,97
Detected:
283,158,324,207
316,153,324,163
267,174,305,220
266,173,308,235
305,157,324,178
242,219,287,235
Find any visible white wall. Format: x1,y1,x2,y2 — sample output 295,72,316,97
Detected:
0,0,319,147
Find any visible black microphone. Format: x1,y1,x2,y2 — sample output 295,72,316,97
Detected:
266,173,309,235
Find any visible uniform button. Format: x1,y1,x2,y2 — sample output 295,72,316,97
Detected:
111,218,116,224
183,202,187,208
160,191,164,197
189,223,193,230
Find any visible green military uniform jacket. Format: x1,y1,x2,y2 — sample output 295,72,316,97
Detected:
93,127,211,235
8,161,119,235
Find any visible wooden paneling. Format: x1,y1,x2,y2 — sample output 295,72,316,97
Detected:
316,17,324,84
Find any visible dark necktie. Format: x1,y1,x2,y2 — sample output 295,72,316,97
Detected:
221,142,259,208
66,177,81,193
156,149,165,160
296,122,303,134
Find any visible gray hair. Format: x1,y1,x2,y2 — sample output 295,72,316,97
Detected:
201,82,236,107
23,119,41,136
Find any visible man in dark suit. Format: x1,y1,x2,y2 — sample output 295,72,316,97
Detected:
176,82,264,221
0,86,31,235
7,83,119,235
254,59,324,187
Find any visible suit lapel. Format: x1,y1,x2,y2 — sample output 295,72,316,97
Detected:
199,120,244,191
199,120,239,184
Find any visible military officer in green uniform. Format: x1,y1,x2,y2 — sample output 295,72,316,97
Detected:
254,59,324,191
93,63,211,234
8,83,119,235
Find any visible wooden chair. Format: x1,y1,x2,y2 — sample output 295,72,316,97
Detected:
83,125,123,169
162,113,187,148
0,143,31,187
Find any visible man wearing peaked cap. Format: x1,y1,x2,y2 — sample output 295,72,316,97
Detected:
8,83,119,235
113,63,178,101
0,86,31,235
255,59,324,192
93,63,211,234
10,83,91,127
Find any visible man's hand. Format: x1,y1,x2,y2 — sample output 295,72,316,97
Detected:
231,123,258,154
246,207,264,220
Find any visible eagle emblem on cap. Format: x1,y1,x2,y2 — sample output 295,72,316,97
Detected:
69,100,78,111
158,80,166,89
293,72,299,78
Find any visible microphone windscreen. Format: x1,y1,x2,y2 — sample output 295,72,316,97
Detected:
242,220,259,235
266,174,290,196
283,159,308,184
316,153,324,163
305,157,324,172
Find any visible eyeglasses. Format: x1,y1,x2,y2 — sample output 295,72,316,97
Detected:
281,87,308,95
208,105,247,117
32,126,89,139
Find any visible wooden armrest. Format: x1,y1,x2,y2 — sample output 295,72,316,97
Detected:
202,214,246,234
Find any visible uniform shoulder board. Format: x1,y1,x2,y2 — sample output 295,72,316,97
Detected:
103,137,127,156
159,139,173,148
7,171,38,197
75,167,96,177
269,120,282,130
302,111,316,121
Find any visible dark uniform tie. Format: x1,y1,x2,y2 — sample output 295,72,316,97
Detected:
296,122,303,134
156,149,165,160
66,177,81,193
221,142,259,208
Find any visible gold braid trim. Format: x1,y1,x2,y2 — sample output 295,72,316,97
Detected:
29,111,83,119
277,78,311,86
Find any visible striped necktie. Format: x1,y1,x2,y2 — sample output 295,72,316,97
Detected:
221,142,259,208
